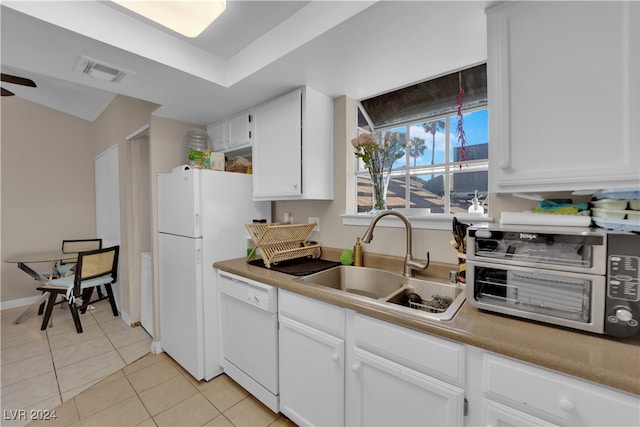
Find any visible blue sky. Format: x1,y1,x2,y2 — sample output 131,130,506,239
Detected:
399,109,488,167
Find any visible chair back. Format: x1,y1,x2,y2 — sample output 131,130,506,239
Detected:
73,246,119,296
60,239,102,265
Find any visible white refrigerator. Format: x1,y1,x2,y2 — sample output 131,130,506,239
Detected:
157,169,270,381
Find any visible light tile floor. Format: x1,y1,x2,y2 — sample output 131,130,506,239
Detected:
1,298,151,426
2,299,297,427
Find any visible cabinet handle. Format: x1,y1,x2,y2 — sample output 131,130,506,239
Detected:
558,398,575,413
351,363,360,374
331,354,339,363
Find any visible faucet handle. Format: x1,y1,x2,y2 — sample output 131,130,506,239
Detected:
406,252,430,273
415,252,430,270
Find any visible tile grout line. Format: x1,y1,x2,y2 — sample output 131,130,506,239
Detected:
90,309,129,369
44,320,64,408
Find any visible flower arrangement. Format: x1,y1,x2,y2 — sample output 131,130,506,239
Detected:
351,131,405,212
351,132,404,175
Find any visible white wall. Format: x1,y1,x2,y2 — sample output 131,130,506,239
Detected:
1,97,95,303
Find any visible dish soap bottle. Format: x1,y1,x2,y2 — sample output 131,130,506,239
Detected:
354,237,363,267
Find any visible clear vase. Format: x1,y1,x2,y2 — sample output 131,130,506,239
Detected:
369,172,391,214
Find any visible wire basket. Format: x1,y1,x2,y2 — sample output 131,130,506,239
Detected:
246,222,319,268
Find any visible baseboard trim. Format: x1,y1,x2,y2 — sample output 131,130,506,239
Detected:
120,310,132,326
0,295,42,311
150,341,164,354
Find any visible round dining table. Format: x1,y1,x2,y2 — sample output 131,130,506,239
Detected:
4,250,78,264
4,250,79,324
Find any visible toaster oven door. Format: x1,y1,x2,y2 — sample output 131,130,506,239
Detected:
468,228,606,274
467,261,605,334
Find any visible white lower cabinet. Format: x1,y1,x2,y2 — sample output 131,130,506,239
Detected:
483,399,558,427
278,290,345,427
229,282,640,427
348,347,465,426
481,353,640,427
346,313,465,427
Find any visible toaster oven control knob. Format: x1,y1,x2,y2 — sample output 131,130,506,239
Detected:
615,307,633,323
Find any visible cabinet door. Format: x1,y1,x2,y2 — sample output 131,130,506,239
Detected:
484,353,640,426
484,399,558,427
252,89,302,199
227,111,252,149
207,120,227,152
347,347,464,427
279,315,344,427
488,1,640,192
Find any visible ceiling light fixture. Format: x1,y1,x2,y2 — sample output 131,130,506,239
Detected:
113,1,226,38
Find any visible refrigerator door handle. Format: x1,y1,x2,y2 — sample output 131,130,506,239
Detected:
195,213,202,236
196,247,202,265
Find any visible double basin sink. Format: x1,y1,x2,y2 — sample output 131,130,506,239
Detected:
295,266,465,321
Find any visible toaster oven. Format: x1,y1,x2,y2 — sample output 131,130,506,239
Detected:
466,225,639,337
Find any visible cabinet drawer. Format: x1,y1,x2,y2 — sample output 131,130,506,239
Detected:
353,314,464,385
484,399,557,427
278,290,345,338
483,353,640,426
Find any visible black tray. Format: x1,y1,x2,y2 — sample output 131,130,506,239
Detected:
247,257,340,276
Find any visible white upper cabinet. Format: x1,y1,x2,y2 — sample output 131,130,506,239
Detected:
488,1,640,193
208,119,227,152
252,86,334,201
207,111,252,153
227,111,252,150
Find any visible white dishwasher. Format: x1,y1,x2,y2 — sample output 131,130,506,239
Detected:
218,271,279,412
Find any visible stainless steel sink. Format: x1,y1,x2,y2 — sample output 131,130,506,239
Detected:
297,266,405,299
296,266,465,321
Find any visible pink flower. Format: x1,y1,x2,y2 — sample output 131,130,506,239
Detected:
351,133,377,148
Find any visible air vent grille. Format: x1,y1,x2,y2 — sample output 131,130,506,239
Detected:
75,56,131,83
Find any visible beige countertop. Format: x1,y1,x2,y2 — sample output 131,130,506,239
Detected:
214,252,640,396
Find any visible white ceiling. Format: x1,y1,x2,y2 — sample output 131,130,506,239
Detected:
1,1,488,125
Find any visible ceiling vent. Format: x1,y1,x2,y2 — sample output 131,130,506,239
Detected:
75,56,132,83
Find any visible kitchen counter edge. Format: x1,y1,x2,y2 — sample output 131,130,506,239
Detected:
214,257,640,396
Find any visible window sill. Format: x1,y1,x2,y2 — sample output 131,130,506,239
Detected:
340,213,493,230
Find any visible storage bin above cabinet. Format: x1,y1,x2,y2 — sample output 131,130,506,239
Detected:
252,86,334,201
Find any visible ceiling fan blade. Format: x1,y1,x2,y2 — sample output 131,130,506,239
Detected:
1,73,37,88
1,87,15,96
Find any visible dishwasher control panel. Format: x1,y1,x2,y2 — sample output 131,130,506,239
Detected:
218,271,278,313
247,287,270,310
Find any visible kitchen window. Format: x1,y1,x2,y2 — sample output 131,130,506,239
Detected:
356,107,488,214
353,64,488,216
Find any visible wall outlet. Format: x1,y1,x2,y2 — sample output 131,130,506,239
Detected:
308,217,320,232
